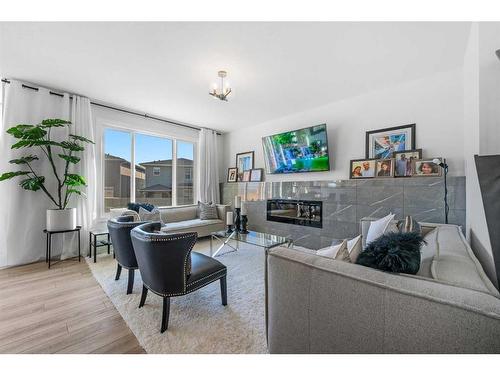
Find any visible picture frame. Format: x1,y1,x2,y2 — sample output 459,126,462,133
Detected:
227,167,238,183
365,124,416,159
375,158,395,178
250,168,263,182
349,158,377,179
236,151,255,181
413,158,443,177
394,149,423,177
241,170,251,182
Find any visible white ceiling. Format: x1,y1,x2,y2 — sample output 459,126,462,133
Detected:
0,22,471,132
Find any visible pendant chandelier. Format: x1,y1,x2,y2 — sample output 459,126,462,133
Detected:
209,70,232,101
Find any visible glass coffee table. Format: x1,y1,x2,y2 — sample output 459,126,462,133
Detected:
210,230,292,257
210,229,292,344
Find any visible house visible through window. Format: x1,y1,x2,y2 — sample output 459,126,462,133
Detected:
103,128,196,212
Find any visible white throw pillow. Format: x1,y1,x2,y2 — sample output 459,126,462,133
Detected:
317,240,348,259
347,235,362,263
139,206,162,222
365,213,396,246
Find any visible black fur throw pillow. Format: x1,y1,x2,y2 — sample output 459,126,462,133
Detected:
356,231,424,274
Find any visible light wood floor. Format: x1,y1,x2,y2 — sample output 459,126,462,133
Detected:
0,259,145,354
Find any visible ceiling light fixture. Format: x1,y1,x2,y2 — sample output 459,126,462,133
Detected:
209,70,232,101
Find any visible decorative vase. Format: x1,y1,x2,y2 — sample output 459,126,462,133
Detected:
240,215,249,234
46,208,77,231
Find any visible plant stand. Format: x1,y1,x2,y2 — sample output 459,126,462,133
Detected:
43,226,81,269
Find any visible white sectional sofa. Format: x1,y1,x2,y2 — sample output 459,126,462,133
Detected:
159,204,229,237
266,219,500,353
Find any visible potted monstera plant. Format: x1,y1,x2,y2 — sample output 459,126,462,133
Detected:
0,118,94,231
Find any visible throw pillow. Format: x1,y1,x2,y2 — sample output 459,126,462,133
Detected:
356,231,424,275
198,201,218,220
127,202,155,213
138,206,162,222
120,210,141,221
398,215,421,234
347,235,363,263
365,213,396,245
317,240,348,259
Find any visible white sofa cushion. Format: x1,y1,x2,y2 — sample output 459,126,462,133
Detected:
431,225,499,296
160,218,223,232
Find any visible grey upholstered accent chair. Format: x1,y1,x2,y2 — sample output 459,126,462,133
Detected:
107,216,146,294
131,222,228,333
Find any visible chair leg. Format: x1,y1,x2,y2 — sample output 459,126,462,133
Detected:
220,276,227,306
127,269,135,294
115,264,122,280
139,285,148,308
161,297,170,333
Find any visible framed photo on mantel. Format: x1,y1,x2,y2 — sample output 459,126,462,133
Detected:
236,151,255,181
366,124,416,159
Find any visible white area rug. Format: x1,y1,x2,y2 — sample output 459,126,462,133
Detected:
86,238,267,353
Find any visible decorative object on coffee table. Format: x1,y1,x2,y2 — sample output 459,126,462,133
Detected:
365,123,416,159
226,211,234,233
0,118,94,231
234,195,242,232
240,202,249,233
433,158,449,224
236,151,254,181
394,149,422,177
227,167,238,183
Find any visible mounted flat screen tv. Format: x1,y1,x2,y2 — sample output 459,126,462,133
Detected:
262,124,330,174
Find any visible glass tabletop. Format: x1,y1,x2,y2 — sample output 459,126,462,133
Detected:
211,230,290,249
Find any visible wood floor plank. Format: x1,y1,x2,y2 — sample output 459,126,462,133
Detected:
0,260,145,354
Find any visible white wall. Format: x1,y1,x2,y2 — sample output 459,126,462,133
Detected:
223,68,465,181
463,22,500,287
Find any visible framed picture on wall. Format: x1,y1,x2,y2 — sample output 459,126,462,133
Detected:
413,158,443,177
236,151,255,181
241,170,251,182
375,159,395,178
250,168,264,182
227,167,238,183
394,149,422,177
349,158,377,179
365,124,416,159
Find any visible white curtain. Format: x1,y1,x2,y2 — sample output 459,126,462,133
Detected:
0,80,96,267
198,128,220,204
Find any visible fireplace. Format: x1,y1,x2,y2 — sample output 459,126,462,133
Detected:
267,199,322,228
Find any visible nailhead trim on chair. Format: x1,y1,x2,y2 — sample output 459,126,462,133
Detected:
142,269,226,297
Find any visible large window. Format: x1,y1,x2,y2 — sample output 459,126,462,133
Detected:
104,129,132,212
135,133,173,207
176,141,195,206
103,128,196,212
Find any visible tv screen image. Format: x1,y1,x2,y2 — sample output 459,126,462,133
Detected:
262,124,330,174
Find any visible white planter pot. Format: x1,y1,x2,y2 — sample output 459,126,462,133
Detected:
46,208,77,231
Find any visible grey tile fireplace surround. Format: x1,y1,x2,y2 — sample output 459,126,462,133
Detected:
220,176,466,249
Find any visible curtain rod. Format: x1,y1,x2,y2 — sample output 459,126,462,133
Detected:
1,78,221,135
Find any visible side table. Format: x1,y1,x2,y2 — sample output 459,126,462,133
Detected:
43,226,81,269
89,229,113,263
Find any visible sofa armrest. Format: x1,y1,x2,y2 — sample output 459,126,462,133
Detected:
216,204,230,221
267,246,500,353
